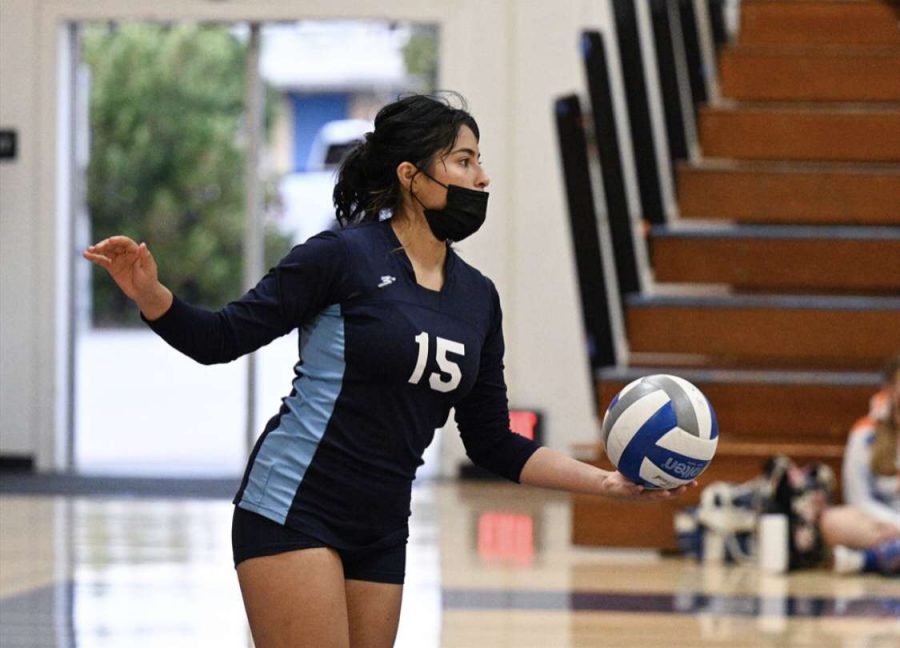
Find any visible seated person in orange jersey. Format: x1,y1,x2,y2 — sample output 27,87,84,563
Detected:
819,354,900,575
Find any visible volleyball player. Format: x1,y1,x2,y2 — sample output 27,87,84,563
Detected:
820,355,900,575
84,94,690,648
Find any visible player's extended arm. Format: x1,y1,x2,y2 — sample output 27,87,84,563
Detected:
519,446,692,501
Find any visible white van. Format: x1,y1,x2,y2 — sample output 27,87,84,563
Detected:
276,119,373,245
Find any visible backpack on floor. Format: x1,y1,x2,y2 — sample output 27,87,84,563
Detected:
675,478,763,564
760,455,835,570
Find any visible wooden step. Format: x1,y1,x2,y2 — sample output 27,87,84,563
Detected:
720,45,900,102
699,103,900,162
676,160,900,225
738,0,900,47
649,225,900,293
625,294,900,370
595,367,881,444
572,443,844,550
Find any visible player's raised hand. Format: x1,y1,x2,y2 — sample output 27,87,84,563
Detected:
83,236,154,300
83,236,172,320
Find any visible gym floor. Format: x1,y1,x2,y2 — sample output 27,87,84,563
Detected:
1,479,898,647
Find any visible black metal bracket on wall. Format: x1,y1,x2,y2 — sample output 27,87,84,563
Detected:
611,0,667,226
553,94,618,400
580,30,642,306
648,0,690,181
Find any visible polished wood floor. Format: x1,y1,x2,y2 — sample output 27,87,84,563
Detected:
1,481,898,647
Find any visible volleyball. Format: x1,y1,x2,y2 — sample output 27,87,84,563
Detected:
601,374,718,489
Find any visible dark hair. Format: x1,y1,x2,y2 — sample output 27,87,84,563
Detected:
882,352,900,384
870,353,900,476
333,92,480,226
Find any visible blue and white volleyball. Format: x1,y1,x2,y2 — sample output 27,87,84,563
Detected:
601,374,718,489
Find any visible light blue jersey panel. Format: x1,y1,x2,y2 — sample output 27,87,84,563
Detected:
238,305,345,523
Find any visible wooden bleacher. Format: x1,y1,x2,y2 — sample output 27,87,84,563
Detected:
736,0,900,47
626,294,899,370
677,160,900,225
650,225,900,293
570,0,900,550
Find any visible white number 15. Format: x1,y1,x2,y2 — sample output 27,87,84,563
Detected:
408,332,465,393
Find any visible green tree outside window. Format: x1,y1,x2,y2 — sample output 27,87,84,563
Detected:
84,24,289,326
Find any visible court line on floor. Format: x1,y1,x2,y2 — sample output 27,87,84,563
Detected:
440,588,900,618
2,582,898,621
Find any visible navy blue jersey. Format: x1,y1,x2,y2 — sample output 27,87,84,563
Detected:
145,220,540,549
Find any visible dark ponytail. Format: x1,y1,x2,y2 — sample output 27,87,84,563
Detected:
333,92,480,226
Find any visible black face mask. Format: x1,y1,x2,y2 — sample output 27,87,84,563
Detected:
412,172,489,243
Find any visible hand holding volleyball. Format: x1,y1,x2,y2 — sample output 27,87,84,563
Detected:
598,469,692,500
601,375,718,489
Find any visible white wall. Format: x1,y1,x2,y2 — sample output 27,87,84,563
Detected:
0,0,624,471
0,0,41,458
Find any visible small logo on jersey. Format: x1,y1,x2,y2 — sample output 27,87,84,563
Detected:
377,275,396,288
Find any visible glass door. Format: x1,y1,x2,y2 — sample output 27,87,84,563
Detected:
73,22,260,475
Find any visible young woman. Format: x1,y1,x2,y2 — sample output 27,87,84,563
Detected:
820,355,900,575
84,94,689,648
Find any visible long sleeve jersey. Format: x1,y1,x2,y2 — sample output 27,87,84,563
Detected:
144,220,540,549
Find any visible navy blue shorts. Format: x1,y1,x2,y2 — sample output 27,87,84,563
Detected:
231,506,406,585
